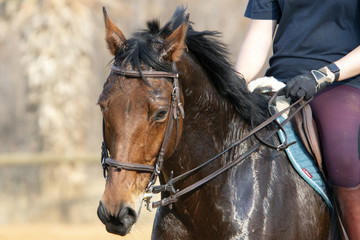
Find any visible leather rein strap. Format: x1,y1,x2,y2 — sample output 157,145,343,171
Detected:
151,91,311,208
100,63,312,210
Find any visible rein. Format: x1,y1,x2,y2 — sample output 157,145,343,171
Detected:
152,93,311,208
100,63,311,211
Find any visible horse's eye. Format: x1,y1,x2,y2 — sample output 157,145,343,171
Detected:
154,109,168,121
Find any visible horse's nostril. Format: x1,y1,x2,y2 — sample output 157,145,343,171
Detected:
97,203,137,236
118,206,137,227
97,201,110,224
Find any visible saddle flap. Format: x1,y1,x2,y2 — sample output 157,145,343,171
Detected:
290,101,324,176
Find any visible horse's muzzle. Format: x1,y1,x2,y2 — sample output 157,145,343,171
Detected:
97,201,137,236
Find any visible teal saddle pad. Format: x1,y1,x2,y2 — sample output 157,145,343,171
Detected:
277,116,332,209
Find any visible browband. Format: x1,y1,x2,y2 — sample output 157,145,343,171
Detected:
111,65,178,79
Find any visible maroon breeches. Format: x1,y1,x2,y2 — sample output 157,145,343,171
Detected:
310,84,360,187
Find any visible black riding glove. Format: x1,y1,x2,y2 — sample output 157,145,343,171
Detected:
285,72,317,101
285,65,338,101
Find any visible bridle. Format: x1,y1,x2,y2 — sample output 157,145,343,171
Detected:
101,62,184,209
100,62,311,211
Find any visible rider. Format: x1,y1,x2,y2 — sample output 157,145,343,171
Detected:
236,0,360,239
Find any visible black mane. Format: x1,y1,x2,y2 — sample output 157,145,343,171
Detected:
114,6,269,125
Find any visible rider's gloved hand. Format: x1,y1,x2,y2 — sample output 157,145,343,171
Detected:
285,63,339,101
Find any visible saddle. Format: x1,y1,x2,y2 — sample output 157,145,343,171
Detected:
247,77,325,178
290,101,325,178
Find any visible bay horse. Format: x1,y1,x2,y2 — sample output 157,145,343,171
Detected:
97,6,332,239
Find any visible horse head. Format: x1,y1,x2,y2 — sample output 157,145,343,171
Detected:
97,7,188,236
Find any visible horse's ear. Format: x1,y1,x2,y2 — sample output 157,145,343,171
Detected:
163,14,189,62
103,7,126,56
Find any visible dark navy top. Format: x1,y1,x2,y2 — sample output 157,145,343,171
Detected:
245,0,360,88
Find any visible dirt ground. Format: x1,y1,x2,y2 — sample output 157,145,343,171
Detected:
0,210,155,240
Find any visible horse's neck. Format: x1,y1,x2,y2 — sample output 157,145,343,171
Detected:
179,55,248,151
168,54,291,191
165,56,250,175
157,57,326,238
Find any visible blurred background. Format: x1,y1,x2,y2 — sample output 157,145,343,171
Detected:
0,0,251,239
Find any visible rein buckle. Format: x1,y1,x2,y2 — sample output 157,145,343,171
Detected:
143,191,154,212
